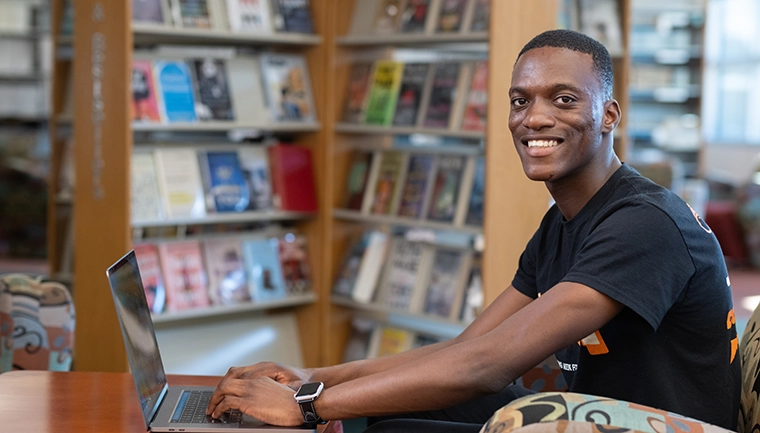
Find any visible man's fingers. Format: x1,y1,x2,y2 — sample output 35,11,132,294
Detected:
207,378,241,414
210,395,244,419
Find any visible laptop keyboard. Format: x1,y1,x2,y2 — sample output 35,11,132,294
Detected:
171,390,242,424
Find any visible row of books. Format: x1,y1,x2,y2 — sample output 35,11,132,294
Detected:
132,0,315,34
133,232,312,314
342,149,484,227
348,0,489,37
341,60,488,132
131,53,315,124
333,230,483,323
343,317,444,362
131,144,317,223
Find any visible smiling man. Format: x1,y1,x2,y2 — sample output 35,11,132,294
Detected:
205,30,741,433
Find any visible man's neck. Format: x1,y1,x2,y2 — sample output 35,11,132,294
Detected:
548,157,622,221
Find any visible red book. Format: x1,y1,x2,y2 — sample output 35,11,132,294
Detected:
267,144,318,212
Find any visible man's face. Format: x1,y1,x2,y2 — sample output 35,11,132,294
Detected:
508,47,617,184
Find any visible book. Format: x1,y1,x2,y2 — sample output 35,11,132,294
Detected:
351,230,390,304
198,150,249,212
133,243,167,314
426,154,467,222
202,237,250,305
372,0,403,34
131,151,164,222
421,246,472,319
466,0,490,32
242,237,287,303
464,156,485,226
226,56,269,125
133,0,169,24
578,0,623,57
270,0,314,33
237,146,273,211
131,60,162,123
369,151,408,216
367,326,415,358
375,238,434,312
226,0,272,33
154,148,206,219
343,317,376,362
343,151,374,211
341,62,374,123
400,0,432,33
392,63,431,127
259,53,316,123
412,333,441,348
171,0,213,28
459,253,483,323
191,58,235,121
435,0,468,33
421,62,461,128
364,61,404,126
267,144,317,212
460,60,488,131
153,60,198,123
276,233,311,295
158,240,210,312
396,153,436,219
333,232,370,298
347,0,380,35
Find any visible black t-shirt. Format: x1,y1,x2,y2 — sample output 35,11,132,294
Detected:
512,164,741,430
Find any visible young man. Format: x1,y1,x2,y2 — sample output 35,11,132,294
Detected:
206,30,741,432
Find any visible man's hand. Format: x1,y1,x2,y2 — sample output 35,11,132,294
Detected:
206,376,304,426
218,361,312,390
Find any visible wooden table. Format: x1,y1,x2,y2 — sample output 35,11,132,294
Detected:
0,371,340,433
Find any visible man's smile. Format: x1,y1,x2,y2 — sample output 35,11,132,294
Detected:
527,140,559,148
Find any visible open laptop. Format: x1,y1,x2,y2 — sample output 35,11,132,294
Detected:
106,250,314,433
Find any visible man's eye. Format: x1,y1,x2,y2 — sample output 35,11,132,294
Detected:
556,96,574,104
512,98,528,107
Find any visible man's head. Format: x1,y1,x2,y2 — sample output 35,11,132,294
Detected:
517,29,614,101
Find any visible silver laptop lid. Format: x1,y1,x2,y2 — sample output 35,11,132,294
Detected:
106,250,169,429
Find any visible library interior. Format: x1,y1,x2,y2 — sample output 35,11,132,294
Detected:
0,0,759,430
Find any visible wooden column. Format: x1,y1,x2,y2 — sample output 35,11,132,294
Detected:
72,0,132,372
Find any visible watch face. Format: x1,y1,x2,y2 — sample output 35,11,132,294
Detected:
296,382,323,397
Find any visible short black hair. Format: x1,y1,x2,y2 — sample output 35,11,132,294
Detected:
517,29,614,100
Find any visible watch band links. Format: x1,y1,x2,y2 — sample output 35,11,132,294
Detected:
298,400,321,424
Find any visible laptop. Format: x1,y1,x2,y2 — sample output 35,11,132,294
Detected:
106,250,314,433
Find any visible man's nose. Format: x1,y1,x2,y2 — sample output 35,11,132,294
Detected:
522,100,556,130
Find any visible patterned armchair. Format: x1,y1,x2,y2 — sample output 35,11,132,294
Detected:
479,304,760,433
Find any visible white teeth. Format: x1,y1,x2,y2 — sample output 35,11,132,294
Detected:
527,140,558,148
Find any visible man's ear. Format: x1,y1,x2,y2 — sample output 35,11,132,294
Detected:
601,99,621,134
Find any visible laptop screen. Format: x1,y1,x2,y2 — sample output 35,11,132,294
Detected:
106,250,169,428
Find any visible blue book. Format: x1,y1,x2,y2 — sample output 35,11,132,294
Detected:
154,61,197,122
199,151,249,212
242,238,287,303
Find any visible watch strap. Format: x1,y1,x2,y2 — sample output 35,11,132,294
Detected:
298,400,321,424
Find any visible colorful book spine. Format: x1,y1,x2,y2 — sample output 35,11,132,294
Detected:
422,62,461,128
364,61,404,126
131,60,162,123
392,63,431,127
154,60,197,123
397,153,436,219
199,150,249,213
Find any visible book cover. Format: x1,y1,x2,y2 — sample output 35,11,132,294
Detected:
191,58,235,121
459,253,483,323
242,237,287,303
396,153,436,219
578,0,623,57
467,0,490,32
133,0,168,25
464,156,485,226
426,154,467,222
332,231,370,298
369,326,415,358
271,0,314,33
435,0,467,33
267,144,317,212
226,0,272,33
343,151,374,211
421,62,461,128
352,230,390,304
372,0,403,34
400,0,431,33
238,146,273,211
392,63,431,127
460,60,488,131
259,53,316,122
341,62,374,123
364,61,404,126
412,333,441,348
154,60,198,123
154,148,206,219
202,237,250,305
422,247,472,319
198,150,249,213
276,233,311,295
131,152,164,222
133,243,167,314
370,151,407,215
375,238,432,311
131,60,162,123
158,240,210,312
173,0,212,28
343,317,376,362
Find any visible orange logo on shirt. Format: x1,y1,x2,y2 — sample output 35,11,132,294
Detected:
727,309,738,363
578,330,609,355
